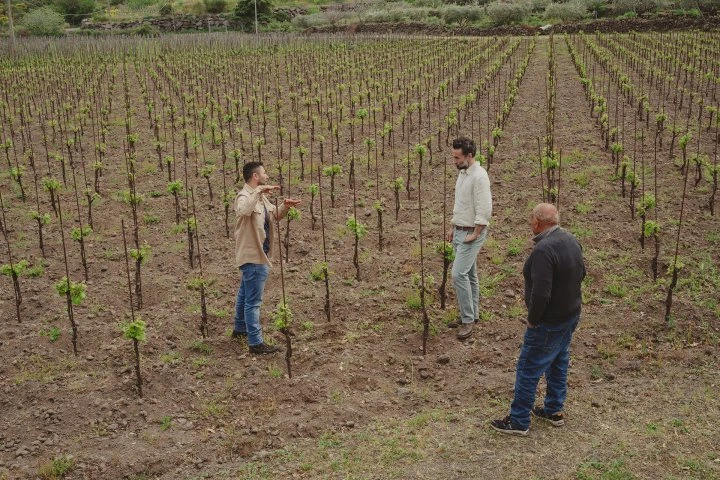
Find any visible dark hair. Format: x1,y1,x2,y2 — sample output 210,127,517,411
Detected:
243,161,263,182
452,137,476,157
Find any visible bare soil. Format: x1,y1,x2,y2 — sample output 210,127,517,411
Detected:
0,35,718,480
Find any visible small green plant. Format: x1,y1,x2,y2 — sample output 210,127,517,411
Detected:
434,241,455,262
121,190,144,207
322,164,342,177
272,301,293,330
55,277,87,305
287,206,301,221
30,210,51,226
38,454,75,479
605,278,628,298
574,202,592,215
406,291,422,309
70,225,92,241
160,351,181,364
130,242,152,265
186,276,215,291
121,318,147,342
573,171,590,188
309,261,328,281
300,321,314,331
635,193,656,218
268,363,283,379
41,326,61,342
346,217,367,239
159,415,172,431
189,340,212,355
1,259,29,277
143,213,160,225
506,238,524,256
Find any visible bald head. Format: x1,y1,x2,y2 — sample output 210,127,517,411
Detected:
531,203,559,234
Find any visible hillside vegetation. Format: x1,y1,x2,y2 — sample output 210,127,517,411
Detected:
0,0,718,36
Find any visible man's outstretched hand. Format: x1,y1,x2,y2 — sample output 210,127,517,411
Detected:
257,185,281,194
283,198,301,208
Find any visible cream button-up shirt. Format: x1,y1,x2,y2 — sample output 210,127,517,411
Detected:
451,161,492,227
233,184,288,267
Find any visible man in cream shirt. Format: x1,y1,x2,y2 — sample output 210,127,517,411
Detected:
445,137,492,340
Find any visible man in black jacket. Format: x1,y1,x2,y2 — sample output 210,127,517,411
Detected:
491,203,586,436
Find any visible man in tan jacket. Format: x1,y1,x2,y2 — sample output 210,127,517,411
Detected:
232,161,300,354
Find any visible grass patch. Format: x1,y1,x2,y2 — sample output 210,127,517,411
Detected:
576,458,637,480
38,454,75,479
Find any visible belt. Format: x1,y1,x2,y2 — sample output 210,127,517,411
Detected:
454,225,476,232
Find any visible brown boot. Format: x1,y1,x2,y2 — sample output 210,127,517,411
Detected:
457,323,474,340
447,318,478,329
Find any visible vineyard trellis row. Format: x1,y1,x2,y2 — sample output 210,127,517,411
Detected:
0,32,718,387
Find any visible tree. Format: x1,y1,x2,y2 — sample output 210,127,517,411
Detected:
234,0,272,22
55,0,95,26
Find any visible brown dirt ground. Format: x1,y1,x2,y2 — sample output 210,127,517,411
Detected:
0,35,718,480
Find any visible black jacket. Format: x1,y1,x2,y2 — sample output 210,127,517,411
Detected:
523,227,586,326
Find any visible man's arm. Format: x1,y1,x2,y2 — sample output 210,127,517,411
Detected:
473,169,492,226
464,169,491,242
272,198,301,221
234,191,261,217
526,250,553,326
235,186,280,216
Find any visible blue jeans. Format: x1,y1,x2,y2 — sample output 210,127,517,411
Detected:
510,314,580,429
234,263,270,346
452,227,488,324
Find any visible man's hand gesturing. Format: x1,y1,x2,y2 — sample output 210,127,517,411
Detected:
258,185,281,194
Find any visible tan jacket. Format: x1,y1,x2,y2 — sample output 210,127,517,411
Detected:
233,184,288,267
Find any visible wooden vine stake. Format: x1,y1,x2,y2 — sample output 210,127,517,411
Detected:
0,189,24,323
274,198,293,378
437,140,452,309
665,131,694,326
189,188,210,338
55,195,81,356
415,144,431,356
317,166,331,322
121,219,146,397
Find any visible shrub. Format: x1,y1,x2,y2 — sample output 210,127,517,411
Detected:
127,0,158,10
404,6,432,21
412,0,442,6
158,2,173,14
130,23,160,35
234,0,272,20
675,0,716,14
530,0,551,12
22,7,65,36
204,0,226,13
55,0,95,26
486,0,531,25
544,0,587,21
440,4,484,23
583,0,610,17
613,0,669,15
291,12,329,29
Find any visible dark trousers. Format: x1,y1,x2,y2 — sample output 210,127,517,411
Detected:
510,313,580,429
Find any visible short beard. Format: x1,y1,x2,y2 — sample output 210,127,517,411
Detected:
455,164,468,170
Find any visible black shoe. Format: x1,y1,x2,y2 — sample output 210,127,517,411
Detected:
231,330,247,339
490,416,529,436
249,342,281,355
532,406,565,426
